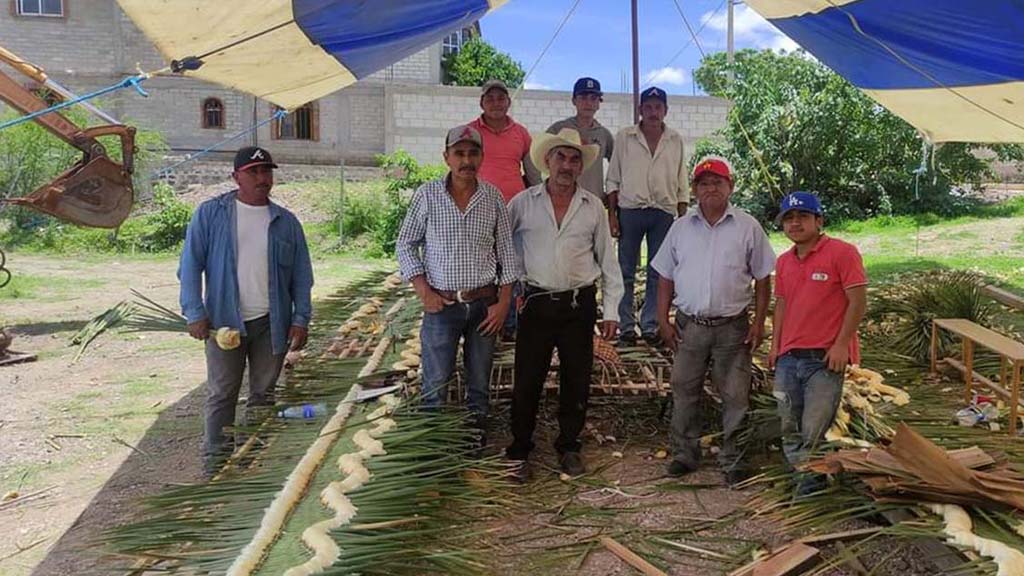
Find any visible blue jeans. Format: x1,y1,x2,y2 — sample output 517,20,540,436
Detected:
773,351,844,468
617,207,673,337
420,299,496,419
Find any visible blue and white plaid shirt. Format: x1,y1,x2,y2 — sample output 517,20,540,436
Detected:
396,176,518,291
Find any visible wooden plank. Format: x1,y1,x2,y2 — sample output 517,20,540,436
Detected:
600,536,668,576
934,319,1024,361
942,358,1024,411
981,284,1024,311
728,542,819,576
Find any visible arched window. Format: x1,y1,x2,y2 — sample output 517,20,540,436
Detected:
202,98,225,129
272,102,319,141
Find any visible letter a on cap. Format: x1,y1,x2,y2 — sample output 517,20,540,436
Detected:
251,149,265,160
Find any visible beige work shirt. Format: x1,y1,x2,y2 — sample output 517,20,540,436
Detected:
606,124,689,216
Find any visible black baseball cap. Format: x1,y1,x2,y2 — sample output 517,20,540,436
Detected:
234,146,278,172
640,86,667,105
573,77,602,97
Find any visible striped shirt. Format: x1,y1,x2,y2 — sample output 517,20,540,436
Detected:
396,176,518,291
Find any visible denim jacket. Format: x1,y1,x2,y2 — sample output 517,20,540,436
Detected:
178,190,314,355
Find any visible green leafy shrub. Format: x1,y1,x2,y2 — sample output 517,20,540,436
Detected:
371,150,446,256
116,183,193,252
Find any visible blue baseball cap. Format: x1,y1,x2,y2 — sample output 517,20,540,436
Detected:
776,192,823,225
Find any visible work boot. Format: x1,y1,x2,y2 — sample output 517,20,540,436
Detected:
666,460,697,477
559,451,586,476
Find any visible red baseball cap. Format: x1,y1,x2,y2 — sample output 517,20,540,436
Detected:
691,156,733,182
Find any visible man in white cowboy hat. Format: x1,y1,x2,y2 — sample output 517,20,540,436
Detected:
504,128,624,481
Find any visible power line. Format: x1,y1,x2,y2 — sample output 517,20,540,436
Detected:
511,0,584,101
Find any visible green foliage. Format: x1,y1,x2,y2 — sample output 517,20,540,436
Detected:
371,150,447,256
115,183,193,252
0,102,168,228
693,49,1024,224
443,37,526,88
1,182,191,253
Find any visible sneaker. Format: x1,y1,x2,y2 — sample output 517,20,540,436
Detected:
642,333,663,347
618,331,638,346
724,468,751,488
559,451,586,476
666,460,697,477
509,460,530,484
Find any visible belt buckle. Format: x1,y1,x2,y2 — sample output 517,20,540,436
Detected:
456,290,468,303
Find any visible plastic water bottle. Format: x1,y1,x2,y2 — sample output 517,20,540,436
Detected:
278,403,328,419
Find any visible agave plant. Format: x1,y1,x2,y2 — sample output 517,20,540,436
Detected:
867,270,998,363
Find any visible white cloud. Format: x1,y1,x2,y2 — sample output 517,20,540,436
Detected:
702,4,800,53
523,80,552,90
644,67,688,86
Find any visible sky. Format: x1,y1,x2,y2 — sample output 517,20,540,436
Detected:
478,0,799,95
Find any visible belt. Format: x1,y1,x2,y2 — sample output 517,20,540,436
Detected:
435,284,497,303
524,284,596,300
784,348,827,359
680,309,747,327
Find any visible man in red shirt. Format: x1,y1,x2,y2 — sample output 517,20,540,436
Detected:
468,79,541,203
768,192,867,495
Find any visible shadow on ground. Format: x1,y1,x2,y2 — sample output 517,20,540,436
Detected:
30,383,206,576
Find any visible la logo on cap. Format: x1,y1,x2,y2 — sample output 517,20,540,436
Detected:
788,195,803,207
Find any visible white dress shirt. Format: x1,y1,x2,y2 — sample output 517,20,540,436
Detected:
605,124,689,216
651,204,776,317
508,183,624,322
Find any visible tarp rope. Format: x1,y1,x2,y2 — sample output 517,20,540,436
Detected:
670,0,785,199
511,0,583,102
643,0,727,90
150,109,289,180
0,73,153,132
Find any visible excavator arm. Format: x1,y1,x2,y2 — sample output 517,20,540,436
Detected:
0,46,136,228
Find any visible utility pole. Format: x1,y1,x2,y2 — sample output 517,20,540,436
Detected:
631,0,640,123
726,0,735,87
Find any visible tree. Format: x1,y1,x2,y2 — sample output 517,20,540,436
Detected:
444,38,525,88
693,49,1024,223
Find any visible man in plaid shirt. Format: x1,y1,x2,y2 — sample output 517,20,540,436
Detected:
397,124,517,436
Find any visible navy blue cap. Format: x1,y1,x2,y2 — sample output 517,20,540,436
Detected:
640,86,667,105
776,192,823,224
234,146,278,171
573,77,602,97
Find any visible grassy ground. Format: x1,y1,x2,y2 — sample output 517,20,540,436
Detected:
767,196,1024,289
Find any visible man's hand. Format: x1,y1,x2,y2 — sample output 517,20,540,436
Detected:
744,322,765,353
767,345,779,370
478,301,508,337
659,320,678,352
824,342,850,373
417,286,453,313
187,318,211,341
600,320,618,340
288,325,309,351
608,212,620,238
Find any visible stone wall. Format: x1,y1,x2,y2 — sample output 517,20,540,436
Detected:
154,156,381,191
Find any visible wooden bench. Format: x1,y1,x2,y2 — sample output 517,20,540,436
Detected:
931,318,1024,435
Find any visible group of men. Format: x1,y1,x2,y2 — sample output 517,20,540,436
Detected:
395,77,866,486
179,76,866,490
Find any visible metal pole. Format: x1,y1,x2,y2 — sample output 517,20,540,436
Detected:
631,0,640,123
338,156,346,244
726,0,735,87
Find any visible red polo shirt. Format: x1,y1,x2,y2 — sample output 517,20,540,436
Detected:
469,115,531,203
775,235,867,364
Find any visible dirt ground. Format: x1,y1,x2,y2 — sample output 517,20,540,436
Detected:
0,254,945,576
0,253,375,576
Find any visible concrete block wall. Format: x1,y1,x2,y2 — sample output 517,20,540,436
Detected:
387,84,731,167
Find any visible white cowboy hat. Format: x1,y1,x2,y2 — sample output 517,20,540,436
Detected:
530,128,600,176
